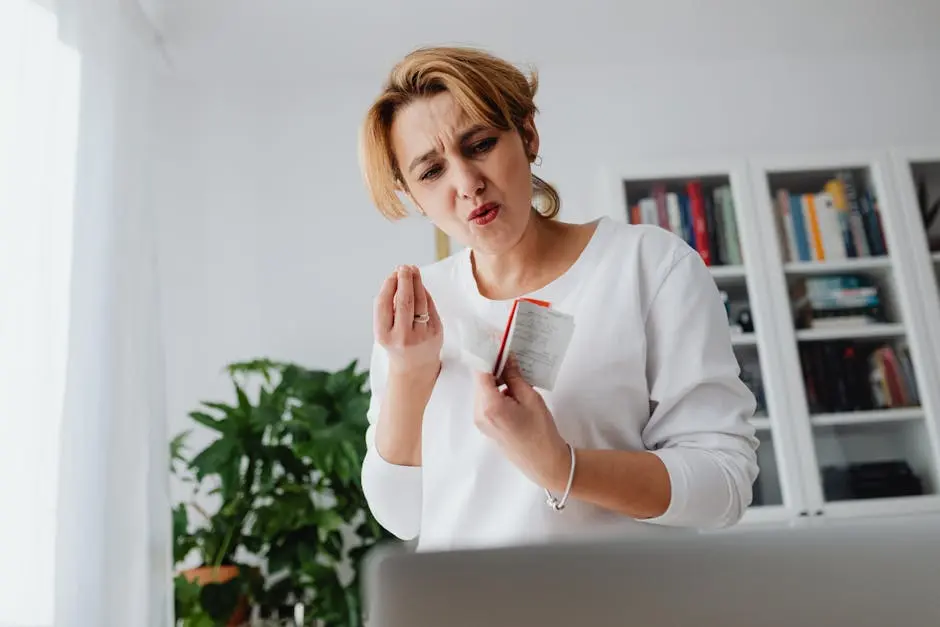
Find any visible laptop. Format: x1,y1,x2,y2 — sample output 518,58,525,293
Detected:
362,516,940,627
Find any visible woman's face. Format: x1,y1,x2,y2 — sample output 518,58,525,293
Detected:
390,91,539,254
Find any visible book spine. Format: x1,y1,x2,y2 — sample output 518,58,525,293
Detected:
720,186,742,264
776,189,798,262
868,350,890,408
824,179,858,258
679,193,695,248
789,193,811,261
705,189,721,264
712,187,728,265
666,192,683,239
815,192,847,259
860,190,887,256
896,344,920,406
837,171,872,257
803,193,825,261
687,181,712,265
879,347,907,407
652,184,669,229
640,197,658,225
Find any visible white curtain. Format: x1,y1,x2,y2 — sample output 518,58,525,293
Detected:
1,1,171,625
0,4,79,626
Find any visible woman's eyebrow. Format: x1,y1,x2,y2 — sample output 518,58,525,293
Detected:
458,124,492,144
407,125,491,173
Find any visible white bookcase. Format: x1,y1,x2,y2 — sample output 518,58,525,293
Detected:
601,150,940,529
889,146,940,373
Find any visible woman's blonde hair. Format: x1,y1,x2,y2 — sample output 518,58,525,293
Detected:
359,46,560,220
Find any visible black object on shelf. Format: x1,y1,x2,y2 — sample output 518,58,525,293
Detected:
916,176,940,232
752,475,764,507
822,461,924,501
737,308,754,333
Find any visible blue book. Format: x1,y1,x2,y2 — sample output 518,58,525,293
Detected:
789,194,811,262
860,191,887,256
679,193,695,249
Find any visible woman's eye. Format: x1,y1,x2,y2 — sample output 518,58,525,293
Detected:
420,166,442,181
471,137,497,154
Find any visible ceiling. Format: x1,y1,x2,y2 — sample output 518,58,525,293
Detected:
156,0,940,83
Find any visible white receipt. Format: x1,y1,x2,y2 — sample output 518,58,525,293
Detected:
495,300,575,391
457,316,502,373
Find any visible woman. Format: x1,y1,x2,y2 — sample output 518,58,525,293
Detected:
358,46,759,552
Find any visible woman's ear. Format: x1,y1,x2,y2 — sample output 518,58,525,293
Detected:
521,115,540,163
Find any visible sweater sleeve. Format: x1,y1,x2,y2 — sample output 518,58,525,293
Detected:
639,248,760,529
360,342,424,540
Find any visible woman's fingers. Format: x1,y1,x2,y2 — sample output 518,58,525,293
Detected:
377,265,441,343
393,265,415,332
425,287,441,331
374,271,398,337
412,267,429,324
500,354,534,403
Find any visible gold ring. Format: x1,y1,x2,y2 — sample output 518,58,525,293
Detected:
414,313,430,324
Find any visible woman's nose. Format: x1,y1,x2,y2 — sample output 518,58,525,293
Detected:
454,161,485,200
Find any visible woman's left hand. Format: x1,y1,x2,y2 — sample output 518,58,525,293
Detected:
473,356,571,490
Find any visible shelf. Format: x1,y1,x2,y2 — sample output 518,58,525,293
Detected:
751,416,772,430
810,407,925,427
795,323,905,342
819,495,940,520
731,332,757,346
784,256,892,276
710,265,746,281
738,505,792,527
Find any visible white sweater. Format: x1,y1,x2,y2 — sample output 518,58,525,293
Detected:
361,217,760,552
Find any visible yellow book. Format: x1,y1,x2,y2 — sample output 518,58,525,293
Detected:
802,193,825,261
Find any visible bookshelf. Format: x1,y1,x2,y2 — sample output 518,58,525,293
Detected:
604,158,807,525
603,151,940,528
890,147,940,369
750,152,940,523
784,256,893,276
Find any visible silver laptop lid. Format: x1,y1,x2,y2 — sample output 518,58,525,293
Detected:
363,517,940,627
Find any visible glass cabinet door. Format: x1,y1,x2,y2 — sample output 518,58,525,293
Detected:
758,161,940,516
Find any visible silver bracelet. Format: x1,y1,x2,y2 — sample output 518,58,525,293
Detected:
544,443,576,511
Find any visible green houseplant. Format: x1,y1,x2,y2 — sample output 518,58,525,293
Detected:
171,358,395,626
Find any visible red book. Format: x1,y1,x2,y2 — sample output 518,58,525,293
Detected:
687,181,711,266
879,346,909,407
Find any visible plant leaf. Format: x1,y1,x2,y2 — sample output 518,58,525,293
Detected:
171,357,385,626
169,430,191,465
188,411,228,434
313,509,344,533
201,400,236,413
235,382,253,415
189,437,236,481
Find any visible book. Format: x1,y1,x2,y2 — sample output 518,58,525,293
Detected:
814,192,848,260
687,181,711,266
773,172,888,262
624,180,741,267
493,298,575,391
798,340,919,413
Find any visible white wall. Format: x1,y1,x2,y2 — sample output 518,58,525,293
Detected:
152,21,940,439
152,77,434,439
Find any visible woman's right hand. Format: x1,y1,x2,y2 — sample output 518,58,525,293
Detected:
373,265,443,378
